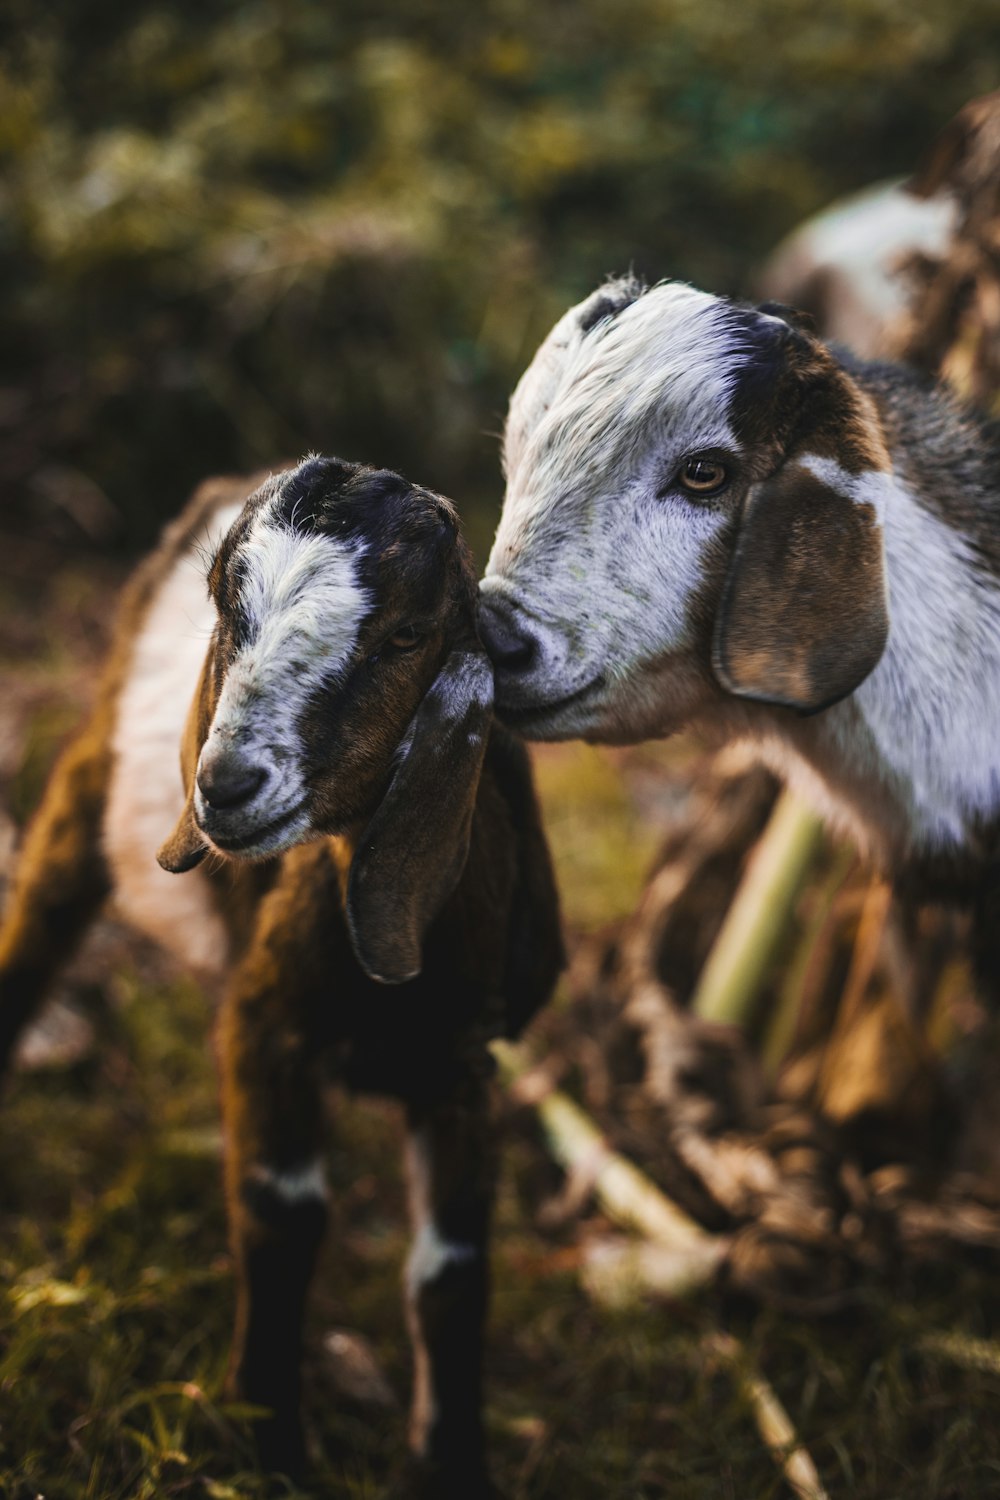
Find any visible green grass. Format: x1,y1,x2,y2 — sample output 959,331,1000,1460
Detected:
3,944,1000,1497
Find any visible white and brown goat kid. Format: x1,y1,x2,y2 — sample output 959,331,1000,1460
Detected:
479,276,1000,998
0,456,563,1491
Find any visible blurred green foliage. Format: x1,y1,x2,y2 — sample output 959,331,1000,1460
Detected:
2,0,999,553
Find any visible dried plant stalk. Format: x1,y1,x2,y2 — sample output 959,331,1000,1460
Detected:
707,1333,831,1500
493,1039,723,1259
691,790,824,1028
581,1234,727,1305
918,1330,1000,1376
761,846,855,1080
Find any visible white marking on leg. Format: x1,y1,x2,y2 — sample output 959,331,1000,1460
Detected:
249,1158,329,1204
404,1129,479,1292
407,1222,478,1289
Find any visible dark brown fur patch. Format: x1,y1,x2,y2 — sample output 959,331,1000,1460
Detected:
729,315,891,478
346,651,493,984
0,456,565,1487
713,463,889,713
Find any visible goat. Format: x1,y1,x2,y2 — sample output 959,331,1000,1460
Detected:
756,178,956,357
0,455,563,1492
477,276,1000,1001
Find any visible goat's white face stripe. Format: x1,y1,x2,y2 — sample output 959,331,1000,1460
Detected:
484,282,745,722
203,498,368,815
499,282,740,541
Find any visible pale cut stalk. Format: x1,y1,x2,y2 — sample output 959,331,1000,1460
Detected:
707,1333,831,1500
581,1235,726,1305
493,1043,826,1491
492,1039,722,1259
692,789,824,1027
918,1330,1000,1376
761,846,855,1080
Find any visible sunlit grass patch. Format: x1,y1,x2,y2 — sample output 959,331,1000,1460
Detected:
530,743,669,933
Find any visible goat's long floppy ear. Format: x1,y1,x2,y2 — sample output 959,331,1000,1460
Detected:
712,458,890,714
346,649,493,984
157,656,213,873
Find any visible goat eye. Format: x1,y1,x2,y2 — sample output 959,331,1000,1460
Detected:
388,625,424,652
677,456,729,496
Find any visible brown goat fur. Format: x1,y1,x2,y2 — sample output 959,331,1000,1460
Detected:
0,457,563,1492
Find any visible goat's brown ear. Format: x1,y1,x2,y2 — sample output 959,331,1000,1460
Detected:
157,656,212,873
346,650,493,984
713,460,889,714
157,797,208,874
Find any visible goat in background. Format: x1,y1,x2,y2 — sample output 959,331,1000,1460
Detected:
756,178,956,359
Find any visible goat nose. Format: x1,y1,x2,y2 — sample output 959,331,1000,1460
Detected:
478,598,537,673
197,749,267,811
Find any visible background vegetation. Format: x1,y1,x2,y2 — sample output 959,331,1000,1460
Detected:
3,0,1000,558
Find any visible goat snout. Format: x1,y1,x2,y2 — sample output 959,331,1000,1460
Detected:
478,595,538,675
478,582,611,737
197,747,267,811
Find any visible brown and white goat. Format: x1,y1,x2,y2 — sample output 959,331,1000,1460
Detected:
0,456,563,1491
478,276,1000,1000
756,178,956,358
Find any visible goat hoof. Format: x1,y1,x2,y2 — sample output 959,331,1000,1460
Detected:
252,1413,308,1488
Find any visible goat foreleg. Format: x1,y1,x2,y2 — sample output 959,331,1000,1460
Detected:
402,1057,498,1497
218,957,329,1481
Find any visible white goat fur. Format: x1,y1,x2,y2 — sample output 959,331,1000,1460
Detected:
484,278,1000,870
104,500,241,973
104,486,369,969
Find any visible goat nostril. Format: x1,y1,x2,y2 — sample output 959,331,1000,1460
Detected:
479,602,537,673
499,635,535,670
197,754,267,812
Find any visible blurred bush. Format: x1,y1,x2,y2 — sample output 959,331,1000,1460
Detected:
2,0,998,554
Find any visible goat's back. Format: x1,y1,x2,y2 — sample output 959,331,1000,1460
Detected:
101,476,265,976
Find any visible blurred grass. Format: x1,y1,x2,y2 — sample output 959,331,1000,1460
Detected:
531,744,669,933
3,703,1000,1495
4,976,1000,1498
3,0,1000,557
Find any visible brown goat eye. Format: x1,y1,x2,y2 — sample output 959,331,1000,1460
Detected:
388,625,423,652
677,456,729,496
